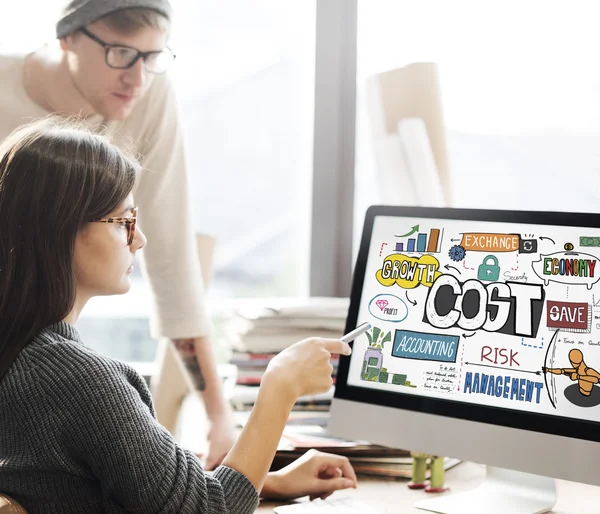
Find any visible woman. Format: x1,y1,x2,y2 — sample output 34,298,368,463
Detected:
0,118,356,513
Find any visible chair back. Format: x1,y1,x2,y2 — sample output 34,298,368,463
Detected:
0,494,28,514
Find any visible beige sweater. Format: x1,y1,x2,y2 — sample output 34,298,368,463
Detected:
0,52,211,340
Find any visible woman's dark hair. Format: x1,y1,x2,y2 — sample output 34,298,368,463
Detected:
0,117,139,381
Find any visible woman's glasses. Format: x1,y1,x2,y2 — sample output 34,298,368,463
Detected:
97,207,138,245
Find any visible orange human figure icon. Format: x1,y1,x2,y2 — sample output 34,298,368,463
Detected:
543,349,600,396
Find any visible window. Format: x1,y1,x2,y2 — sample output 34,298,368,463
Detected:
169,0,315,300
355,0,600,243
1,1,316,363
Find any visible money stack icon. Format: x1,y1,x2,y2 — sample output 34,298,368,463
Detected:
580,237,600,247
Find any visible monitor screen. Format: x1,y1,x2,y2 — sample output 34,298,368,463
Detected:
335,206,600,444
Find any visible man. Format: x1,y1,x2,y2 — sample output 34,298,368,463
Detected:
0,0,236,469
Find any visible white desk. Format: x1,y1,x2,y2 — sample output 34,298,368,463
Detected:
257,461,600,513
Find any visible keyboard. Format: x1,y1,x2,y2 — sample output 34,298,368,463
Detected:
273,496,385,513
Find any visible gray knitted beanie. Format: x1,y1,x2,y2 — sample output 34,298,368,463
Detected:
56,0,172,38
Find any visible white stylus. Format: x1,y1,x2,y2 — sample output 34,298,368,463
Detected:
340,322,372,343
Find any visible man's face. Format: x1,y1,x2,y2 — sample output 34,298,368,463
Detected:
60,20,169,120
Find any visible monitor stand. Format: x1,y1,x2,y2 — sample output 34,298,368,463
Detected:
414,466,557,514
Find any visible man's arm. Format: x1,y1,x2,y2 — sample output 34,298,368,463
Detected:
173,338,207,392
125,74,236,465
173,336,236,469
173,336,231,419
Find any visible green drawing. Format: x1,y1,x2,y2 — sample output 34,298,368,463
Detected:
366,325,392,349
477,255,500,282
392,373,407,386
361,325,415,387
378,368,389,383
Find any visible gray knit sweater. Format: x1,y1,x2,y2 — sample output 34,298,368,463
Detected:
0,322,259,513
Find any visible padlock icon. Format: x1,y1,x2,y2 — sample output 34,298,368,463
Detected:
477,255,500,282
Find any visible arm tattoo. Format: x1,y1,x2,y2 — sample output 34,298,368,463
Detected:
173,338,206,391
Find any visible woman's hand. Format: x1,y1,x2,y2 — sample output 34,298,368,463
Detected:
220,339,351,493
261,449,358,501
263,338,352,402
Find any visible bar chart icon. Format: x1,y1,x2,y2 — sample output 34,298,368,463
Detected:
395,228,443,254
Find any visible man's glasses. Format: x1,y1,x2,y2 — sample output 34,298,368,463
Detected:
79,28,175,74
97,207,138,246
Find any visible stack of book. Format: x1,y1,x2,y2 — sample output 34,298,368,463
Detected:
234,411,461,479
225,297,348,412
224,297,462,480
229,383,336,413
230,352,339,390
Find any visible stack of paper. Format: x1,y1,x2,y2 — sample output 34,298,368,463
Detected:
227,296,349,354
231,385,336,412
224,297,348,413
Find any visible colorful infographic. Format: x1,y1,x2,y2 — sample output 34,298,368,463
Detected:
347,216,600,421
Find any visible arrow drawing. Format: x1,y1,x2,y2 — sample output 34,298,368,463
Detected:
444,264,461,274
465,362,541,375
395,225,419,238
539,236,556,244
405,291,417,306
462,332,475,338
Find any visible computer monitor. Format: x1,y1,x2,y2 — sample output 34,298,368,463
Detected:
329,205,600,514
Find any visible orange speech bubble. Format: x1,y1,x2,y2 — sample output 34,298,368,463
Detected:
460,233,519,252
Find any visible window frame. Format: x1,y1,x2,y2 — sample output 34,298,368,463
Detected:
310,0,358,298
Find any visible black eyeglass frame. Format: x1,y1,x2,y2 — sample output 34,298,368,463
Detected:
79,27,176,74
